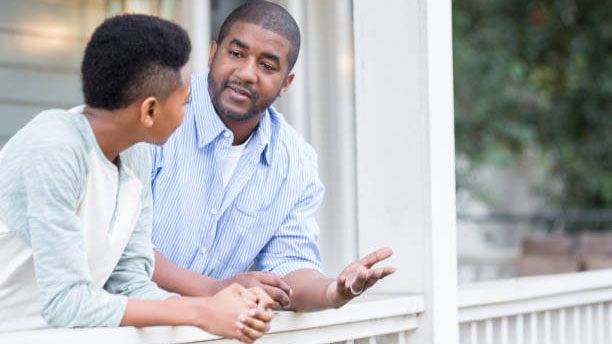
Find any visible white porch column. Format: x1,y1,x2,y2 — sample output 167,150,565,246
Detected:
184,0,210,75
353,1,458,343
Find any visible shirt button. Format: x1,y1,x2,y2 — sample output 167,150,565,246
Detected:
200,247,208,254
223,131,231,138
210,208,218,215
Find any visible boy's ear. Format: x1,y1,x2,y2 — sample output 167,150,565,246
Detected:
140,97,157,128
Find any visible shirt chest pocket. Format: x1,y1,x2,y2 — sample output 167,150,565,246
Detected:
218,186,281,248
232,181,280,215
226,198,273,234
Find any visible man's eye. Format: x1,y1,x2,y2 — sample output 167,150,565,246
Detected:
261,63,274,70
230,50,241,57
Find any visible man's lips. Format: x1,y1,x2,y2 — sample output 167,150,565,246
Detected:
226,83,252,99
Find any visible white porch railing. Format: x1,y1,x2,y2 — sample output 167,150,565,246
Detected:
0,294,424,344
458,269,612,344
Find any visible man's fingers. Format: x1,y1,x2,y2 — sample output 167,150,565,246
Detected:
261,284,291,309
358,247,394,268
250,273,292,308
362,267,396,289
380,266,396,278
349,270,368,294
334,252,396,301
353,269,368,286
272,301,283,311
257,272,292,296
367,266,391,280
248,286,275,309
346,267,397,296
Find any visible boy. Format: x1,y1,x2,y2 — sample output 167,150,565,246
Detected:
0,14,271,343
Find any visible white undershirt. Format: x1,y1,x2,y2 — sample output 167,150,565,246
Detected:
221,136,250,188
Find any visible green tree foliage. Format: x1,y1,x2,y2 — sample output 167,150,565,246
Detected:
453,0,612,208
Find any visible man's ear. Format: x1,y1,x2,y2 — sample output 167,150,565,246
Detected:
140,97,158,128
278,73,295,97
208,41,218,69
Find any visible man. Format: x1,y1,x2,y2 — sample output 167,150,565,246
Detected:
0,14,271,343
151,1,395,311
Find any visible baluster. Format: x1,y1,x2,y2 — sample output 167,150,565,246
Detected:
559,308,566,344
543,311,551,344
398,330,407,344
516,314,524,344
573,306,580,344
500,317,508,344
586,305,593,344
530,312,538,344
607,303,612,344
485,319,493,344
597,303,604,344
470,321,478,344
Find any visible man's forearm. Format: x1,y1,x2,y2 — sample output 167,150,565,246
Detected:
152,250,223,297
283,269,337,312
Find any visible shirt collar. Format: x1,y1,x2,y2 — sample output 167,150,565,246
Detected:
192,74,272,165
255,107,272,165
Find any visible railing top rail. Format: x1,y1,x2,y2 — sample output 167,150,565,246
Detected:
458,209,612,225
458,268,612,308
0,294,423,344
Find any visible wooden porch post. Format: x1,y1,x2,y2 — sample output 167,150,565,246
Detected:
184,0,210,75
353,0,458,343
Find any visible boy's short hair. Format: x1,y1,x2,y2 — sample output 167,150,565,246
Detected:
81,14,191,110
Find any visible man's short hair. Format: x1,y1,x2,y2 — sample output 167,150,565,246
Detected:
81,14,191,110
217,0,301,72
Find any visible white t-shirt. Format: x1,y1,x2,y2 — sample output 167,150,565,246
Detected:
221,136,250,188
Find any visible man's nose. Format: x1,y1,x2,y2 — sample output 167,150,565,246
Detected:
234,57,257,84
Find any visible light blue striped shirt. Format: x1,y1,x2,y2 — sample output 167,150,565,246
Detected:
150,75,325,278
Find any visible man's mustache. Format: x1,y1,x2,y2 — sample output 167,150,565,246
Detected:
224,79,259,102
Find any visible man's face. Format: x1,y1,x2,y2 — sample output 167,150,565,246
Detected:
207,21,294,124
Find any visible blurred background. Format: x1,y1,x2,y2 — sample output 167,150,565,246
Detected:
1,0,611,285
453,0,612,284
